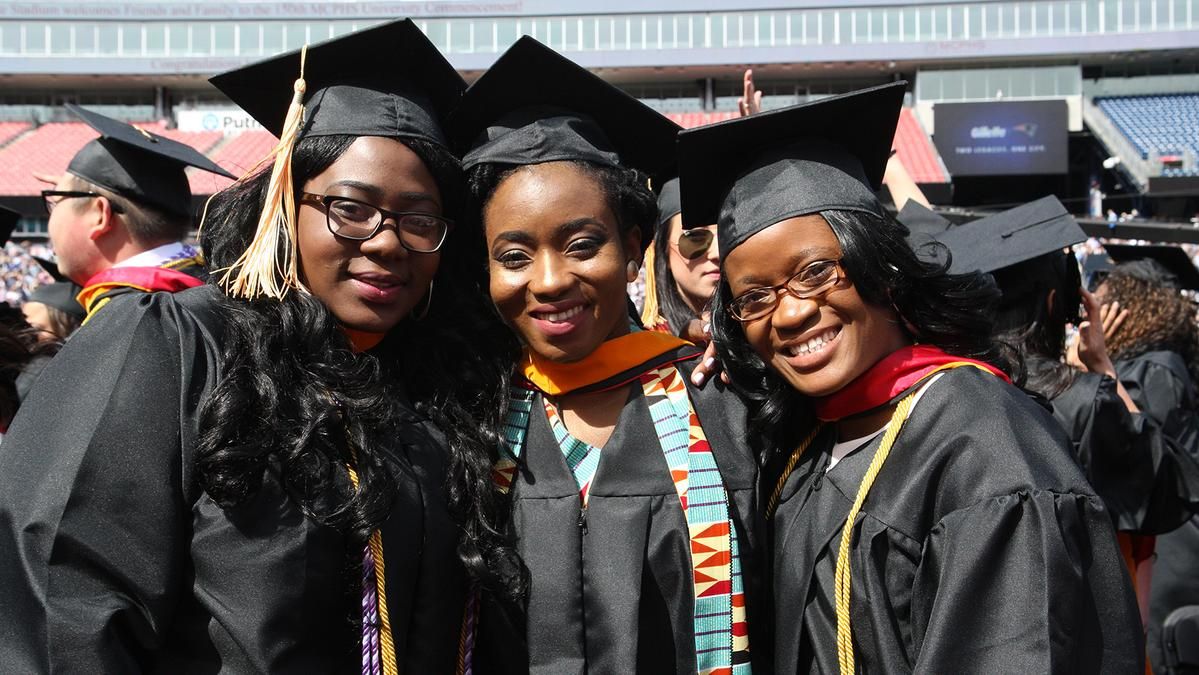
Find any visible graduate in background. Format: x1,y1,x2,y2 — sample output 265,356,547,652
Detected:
1092,248,1199,673
22,257,84,344
685,83,1143,673
641,176,722,338
40,105,232,320
0,20,519,672
452,38,759,674
0,205,49,433
937,198,1199,632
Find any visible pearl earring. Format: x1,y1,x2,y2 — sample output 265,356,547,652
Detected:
626,259,640,282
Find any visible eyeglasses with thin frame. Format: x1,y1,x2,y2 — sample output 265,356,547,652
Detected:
674,227,715,261
300,192,453,253
41,190,124,215
728,258,845,322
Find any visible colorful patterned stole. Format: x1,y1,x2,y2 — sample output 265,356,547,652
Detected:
493,362,751,675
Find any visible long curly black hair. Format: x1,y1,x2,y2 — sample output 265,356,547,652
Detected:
710,208,1016,455
195,134,524,599
1102,259,1199,387
992,250,1083,400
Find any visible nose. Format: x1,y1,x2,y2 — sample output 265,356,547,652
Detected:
770,291,820,334
707,231,722,265
358,217,409,260
528,251,573,298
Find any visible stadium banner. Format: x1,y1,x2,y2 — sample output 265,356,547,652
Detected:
932,100,1068,176
177,109,263,134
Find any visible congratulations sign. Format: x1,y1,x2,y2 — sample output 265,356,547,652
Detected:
933,100,1068,176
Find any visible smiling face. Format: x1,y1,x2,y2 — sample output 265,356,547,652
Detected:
666,215,721,315
723,213,909,398
484,162,642,363
296,136,442,334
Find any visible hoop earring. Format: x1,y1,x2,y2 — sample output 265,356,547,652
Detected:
412,280,434,321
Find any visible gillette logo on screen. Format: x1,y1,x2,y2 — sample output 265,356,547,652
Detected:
934,101,1067,176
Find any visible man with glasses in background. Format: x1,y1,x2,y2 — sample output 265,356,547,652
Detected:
41,104,232,322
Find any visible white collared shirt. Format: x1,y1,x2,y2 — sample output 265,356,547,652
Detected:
113,241,198,269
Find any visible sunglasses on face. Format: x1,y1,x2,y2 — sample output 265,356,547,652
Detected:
676,228,715,261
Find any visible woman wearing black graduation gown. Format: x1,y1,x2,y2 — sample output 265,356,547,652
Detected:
1095,258,1199,672
0,21,519,672
682,83,1143,673
938,198,1199,633
452,39,759,674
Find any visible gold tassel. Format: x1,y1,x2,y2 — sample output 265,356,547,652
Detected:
640,244,662,328
215,45,309,300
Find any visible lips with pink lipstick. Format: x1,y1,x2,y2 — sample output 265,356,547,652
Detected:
529,300,591,338
349,271,408,304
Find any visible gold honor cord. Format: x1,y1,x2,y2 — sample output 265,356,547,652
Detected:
765,422,826,521
347,457,398,675
833,391,918,675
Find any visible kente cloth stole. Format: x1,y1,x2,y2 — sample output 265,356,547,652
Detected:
493,364,751,675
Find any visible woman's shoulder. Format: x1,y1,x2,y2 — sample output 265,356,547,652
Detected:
871,366,1097,531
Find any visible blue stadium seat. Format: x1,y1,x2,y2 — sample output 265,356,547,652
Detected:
1096,94,1199,176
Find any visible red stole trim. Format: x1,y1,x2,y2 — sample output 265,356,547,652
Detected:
343,327,385,353
813,344,1010,422
520,330,694,396
77,266,204,314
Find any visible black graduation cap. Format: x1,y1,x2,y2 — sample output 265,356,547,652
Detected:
1103,244,1199,291
65,104,234,217
676,82,906,256
28,282,85,322
936,196,1086,275
1083,251,1114,285
212,19,465,148
897,201,953,236
656,177,682,231
451,37,681,181
33,256,66,282
0,205,18,247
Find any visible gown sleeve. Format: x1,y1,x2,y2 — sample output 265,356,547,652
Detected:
1056,373,1199,534
909,490,1144,674
0,291,217,672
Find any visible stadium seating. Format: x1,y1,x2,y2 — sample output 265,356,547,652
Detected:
1096,94,1199,176
0,121,223,197
0,122,30,149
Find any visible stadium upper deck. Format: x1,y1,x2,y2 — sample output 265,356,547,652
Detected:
0,0,1196,79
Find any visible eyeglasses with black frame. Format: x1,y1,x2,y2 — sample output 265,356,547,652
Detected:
42,190,124,215
300,193,453,253
728,258,845,322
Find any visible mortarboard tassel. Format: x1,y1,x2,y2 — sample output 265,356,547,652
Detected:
639,244,661,328
214,45,310,300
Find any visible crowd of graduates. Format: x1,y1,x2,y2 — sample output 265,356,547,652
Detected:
0,18,1198,675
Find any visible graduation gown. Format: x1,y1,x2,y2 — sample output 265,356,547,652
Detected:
478,350,761,674
769,367,1143,674
1117,352,1199,673
1045,358,1199,534
0,285,466,673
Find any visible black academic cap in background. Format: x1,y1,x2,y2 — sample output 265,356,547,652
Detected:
210,19,464,147
897,201,954,236
28,282,85,322
0,205,19,247
65,104,234,217
452,37,681,180
1104,243,1199,291
676,82,905,256
936,196,1086,275
33,256,66,282
656,177,682,231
